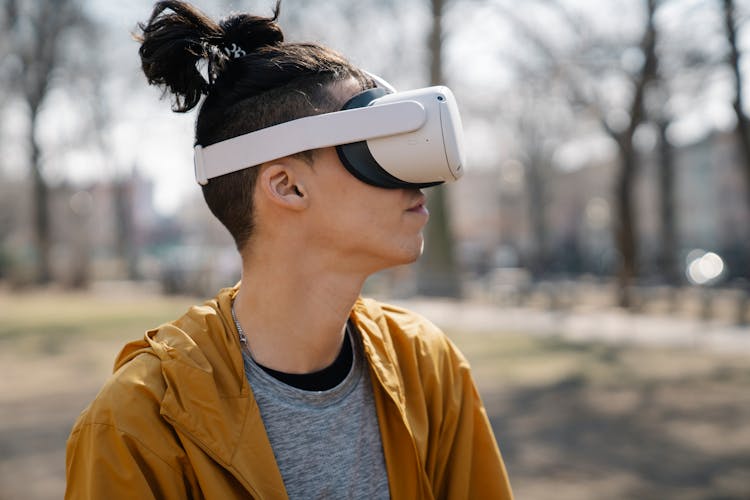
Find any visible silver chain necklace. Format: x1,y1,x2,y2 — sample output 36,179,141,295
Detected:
231,300,248,345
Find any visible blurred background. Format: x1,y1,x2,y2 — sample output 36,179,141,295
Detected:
1,0,749,499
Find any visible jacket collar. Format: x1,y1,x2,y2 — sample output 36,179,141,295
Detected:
349,298,405,407
116,287,285,496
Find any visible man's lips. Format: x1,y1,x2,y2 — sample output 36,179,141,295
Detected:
407,194,428,214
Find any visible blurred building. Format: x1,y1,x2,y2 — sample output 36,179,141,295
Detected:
1,169,179,288
0,177,34,283
675,131,750,282
448,130,750,284
48,170,163,285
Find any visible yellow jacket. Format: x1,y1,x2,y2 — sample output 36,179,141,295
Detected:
66,287,513,499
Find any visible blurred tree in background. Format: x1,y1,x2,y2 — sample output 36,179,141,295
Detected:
724,0,750,219
501,0,659,307
492,0,749,306
416,0,462,298
0,0,95,284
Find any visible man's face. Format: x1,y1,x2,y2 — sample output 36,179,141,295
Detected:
303,145,429,273
300,78,430,274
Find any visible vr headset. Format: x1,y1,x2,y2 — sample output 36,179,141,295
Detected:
193,75,466,189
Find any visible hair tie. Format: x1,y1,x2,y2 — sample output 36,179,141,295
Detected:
223,43,247,59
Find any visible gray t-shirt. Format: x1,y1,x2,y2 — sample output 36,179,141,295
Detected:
241,327,391,500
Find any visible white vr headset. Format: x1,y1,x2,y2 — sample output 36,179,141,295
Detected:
193,75,466,189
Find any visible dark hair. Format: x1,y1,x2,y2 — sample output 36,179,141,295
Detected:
137,0,372,250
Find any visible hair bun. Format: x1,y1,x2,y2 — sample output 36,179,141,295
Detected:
137,1,285,112
138,0,223,112
219,7,284,57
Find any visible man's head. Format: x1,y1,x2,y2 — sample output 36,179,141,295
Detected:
137,0,373,251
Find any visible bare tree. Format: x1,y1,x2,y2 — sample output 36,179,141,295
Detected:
723,0,750,221
521,121,552,280
607,0,659,307
503,85,559,280
655,113,679,285
88,48,141,282
2,0,92,284
416,0,462,297
646,0,729,289
498,0,660,307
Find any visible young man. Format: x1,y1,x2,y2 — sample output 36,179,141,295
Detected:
65,1,513,498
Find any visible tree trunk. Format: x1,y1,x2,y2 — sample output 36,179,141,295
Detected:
614,146,637,308
29,106,51,284
8,0,87,286
723,0,750,283
610,0,658,308
419,188,462,296
724,0,750,215
114,177,139,280
657,118,679,285
416,0,461,297
526,154,547,280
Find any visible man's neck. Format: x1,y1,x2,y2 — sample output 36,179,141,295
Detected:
233,253,366,375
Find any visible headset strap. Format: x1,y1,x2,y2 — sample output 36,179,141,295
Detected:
194,100,426,185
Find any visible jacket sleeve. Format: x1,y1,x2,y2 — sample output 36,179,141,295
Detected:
65,349,200,500
430,339,514,500
65,421,192,500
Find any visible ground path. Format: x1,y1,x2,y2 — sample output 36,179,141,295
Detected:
395,297,750,352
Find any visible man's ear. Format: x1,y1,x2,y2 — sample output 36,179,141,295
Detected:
257,163,308,211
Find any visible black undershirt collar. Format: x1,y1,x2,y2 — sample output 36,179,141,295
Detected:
256,324,354,392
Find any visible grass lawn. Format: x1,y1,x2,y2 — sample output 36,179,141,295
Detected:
0,289,748,499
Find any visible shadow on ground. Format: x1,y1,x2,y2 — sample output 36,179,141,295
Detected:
478,341,750,500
